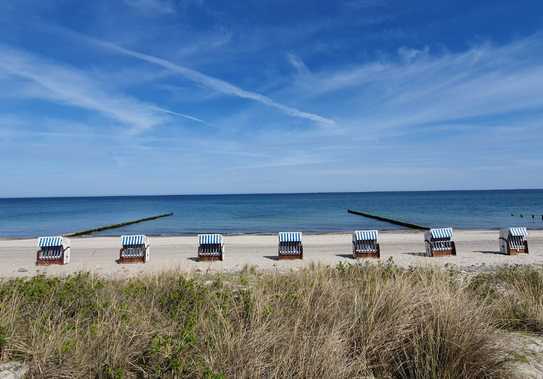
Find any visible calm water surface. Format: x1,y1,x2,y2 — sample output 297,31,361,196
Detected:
1,190,542,237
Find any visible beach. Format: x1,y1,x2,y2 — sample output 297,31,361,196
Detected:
1,229,542,278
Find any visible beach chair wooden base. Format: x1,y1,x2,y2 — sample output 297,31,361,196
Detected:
353,251,380,259
353,244,380,258
118,247,148,264
427,242,456,257
36,258,65,265
278,241,303,260
36,250,67,265
430,250,454,257
506,242,529,255
278,254,303,260
198,255,223,261
118,256,146,264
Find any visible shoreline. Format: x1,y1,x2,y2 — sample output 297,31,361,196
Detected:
0,229,542,278
3,227,543,240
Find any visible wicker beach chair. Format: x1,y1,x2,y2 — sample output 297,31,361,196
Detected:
424,228,456,257
119,235,150,263
36,236,70,265
198,234,224,261
352,230,380,258
278,232,303,259
499,227,529,255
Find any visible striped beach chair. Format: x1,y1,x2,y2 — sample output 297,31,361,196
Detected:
278,232,303,259
198,234,224,261
119,235,150,263
424,228,456,257
36,236,70,265
352,230,380,258
499,227,529,255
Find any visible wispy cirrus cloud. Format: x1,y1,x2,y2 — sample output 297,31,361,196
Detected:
0,44,206,131
286,53,310,76
287,33,543,136
83,35,336,126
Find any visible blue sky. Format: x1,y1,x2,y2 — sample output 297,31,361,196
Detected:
0,0,542,197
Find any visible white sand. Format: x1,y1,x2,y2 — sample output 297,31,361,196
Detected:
1,230,542,278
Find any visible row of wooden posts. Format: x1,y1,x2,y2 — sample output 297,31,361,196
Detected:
35,227,530,266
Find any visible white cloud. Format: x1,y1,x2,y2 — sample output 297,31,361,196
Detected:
0,45,205,132
287,53,310,76
288,33,543,135
84,36,336,126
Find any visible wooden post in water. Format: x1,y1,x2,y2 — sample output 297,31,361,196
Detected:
65,213,174,237
347,209,429,230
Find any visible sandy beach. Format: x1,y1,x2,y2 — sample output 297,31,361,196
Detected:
0,229,541,278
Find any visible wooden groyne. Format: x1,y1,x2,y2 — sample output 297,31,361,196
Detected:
347,209,429,230
66,213,174,237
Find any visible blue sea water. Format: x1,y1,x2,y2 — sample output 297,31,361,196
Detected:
1,190,542,238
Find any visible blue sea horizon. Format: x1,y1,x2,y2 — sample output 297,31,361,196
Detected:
1,189,542,238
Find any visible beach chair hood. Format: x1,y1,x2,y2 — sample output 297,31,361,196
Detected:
353,230,378,242
509,227,528,237
38,236,67,247
121,235,148,246
278,232,302,243
198,234,224,245
429,228,453,239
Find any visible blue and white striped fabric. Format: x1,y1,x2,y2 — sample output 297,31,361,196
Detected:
430,228,453,239
509,227,528,237
198,234,224,245
121,235,147,246
38,236,64,247
353,230,378,242
278,232,302,243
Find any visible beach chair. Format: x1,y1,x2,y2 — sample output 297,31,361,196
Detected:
499,227,529,255
278,232,303,259
424,228,456,257
352,230,380,258
119,235,150,263
198,234,224,261
36,236,70,265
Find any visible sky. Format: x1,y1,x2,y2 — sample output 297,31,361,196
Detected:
0,0,542,197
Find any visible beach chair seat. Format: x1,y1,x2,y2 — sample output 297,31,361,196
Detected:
424,228,456,257
352,230,380,258
198,234,224,261
278,232,303,259
119,235,150,263
499,227,528,255
36,236,70,265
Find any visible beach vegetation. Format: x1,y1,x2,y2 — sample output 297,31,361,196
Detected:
468,265,543,333
0,264,540,377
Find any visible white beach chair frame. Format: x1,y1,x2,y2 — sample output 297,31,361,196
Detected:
424,228,456,257
119,235,150,263
499,227,528,255
278,232,303,259
36,236,70,265
198,234,224,261
352,230,380,258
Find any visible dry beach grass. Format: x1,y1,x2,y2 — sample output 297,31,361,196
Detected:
2,262,541,378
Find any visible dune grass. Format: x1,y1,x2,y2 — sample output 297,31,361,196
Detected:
0,262,536,378
468,265,543,334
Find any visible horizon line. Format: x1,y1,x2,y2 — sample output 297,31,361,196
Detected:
1,187,543,200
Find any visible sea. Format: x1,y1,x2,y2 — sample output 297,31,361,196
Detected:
1,190,542,238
